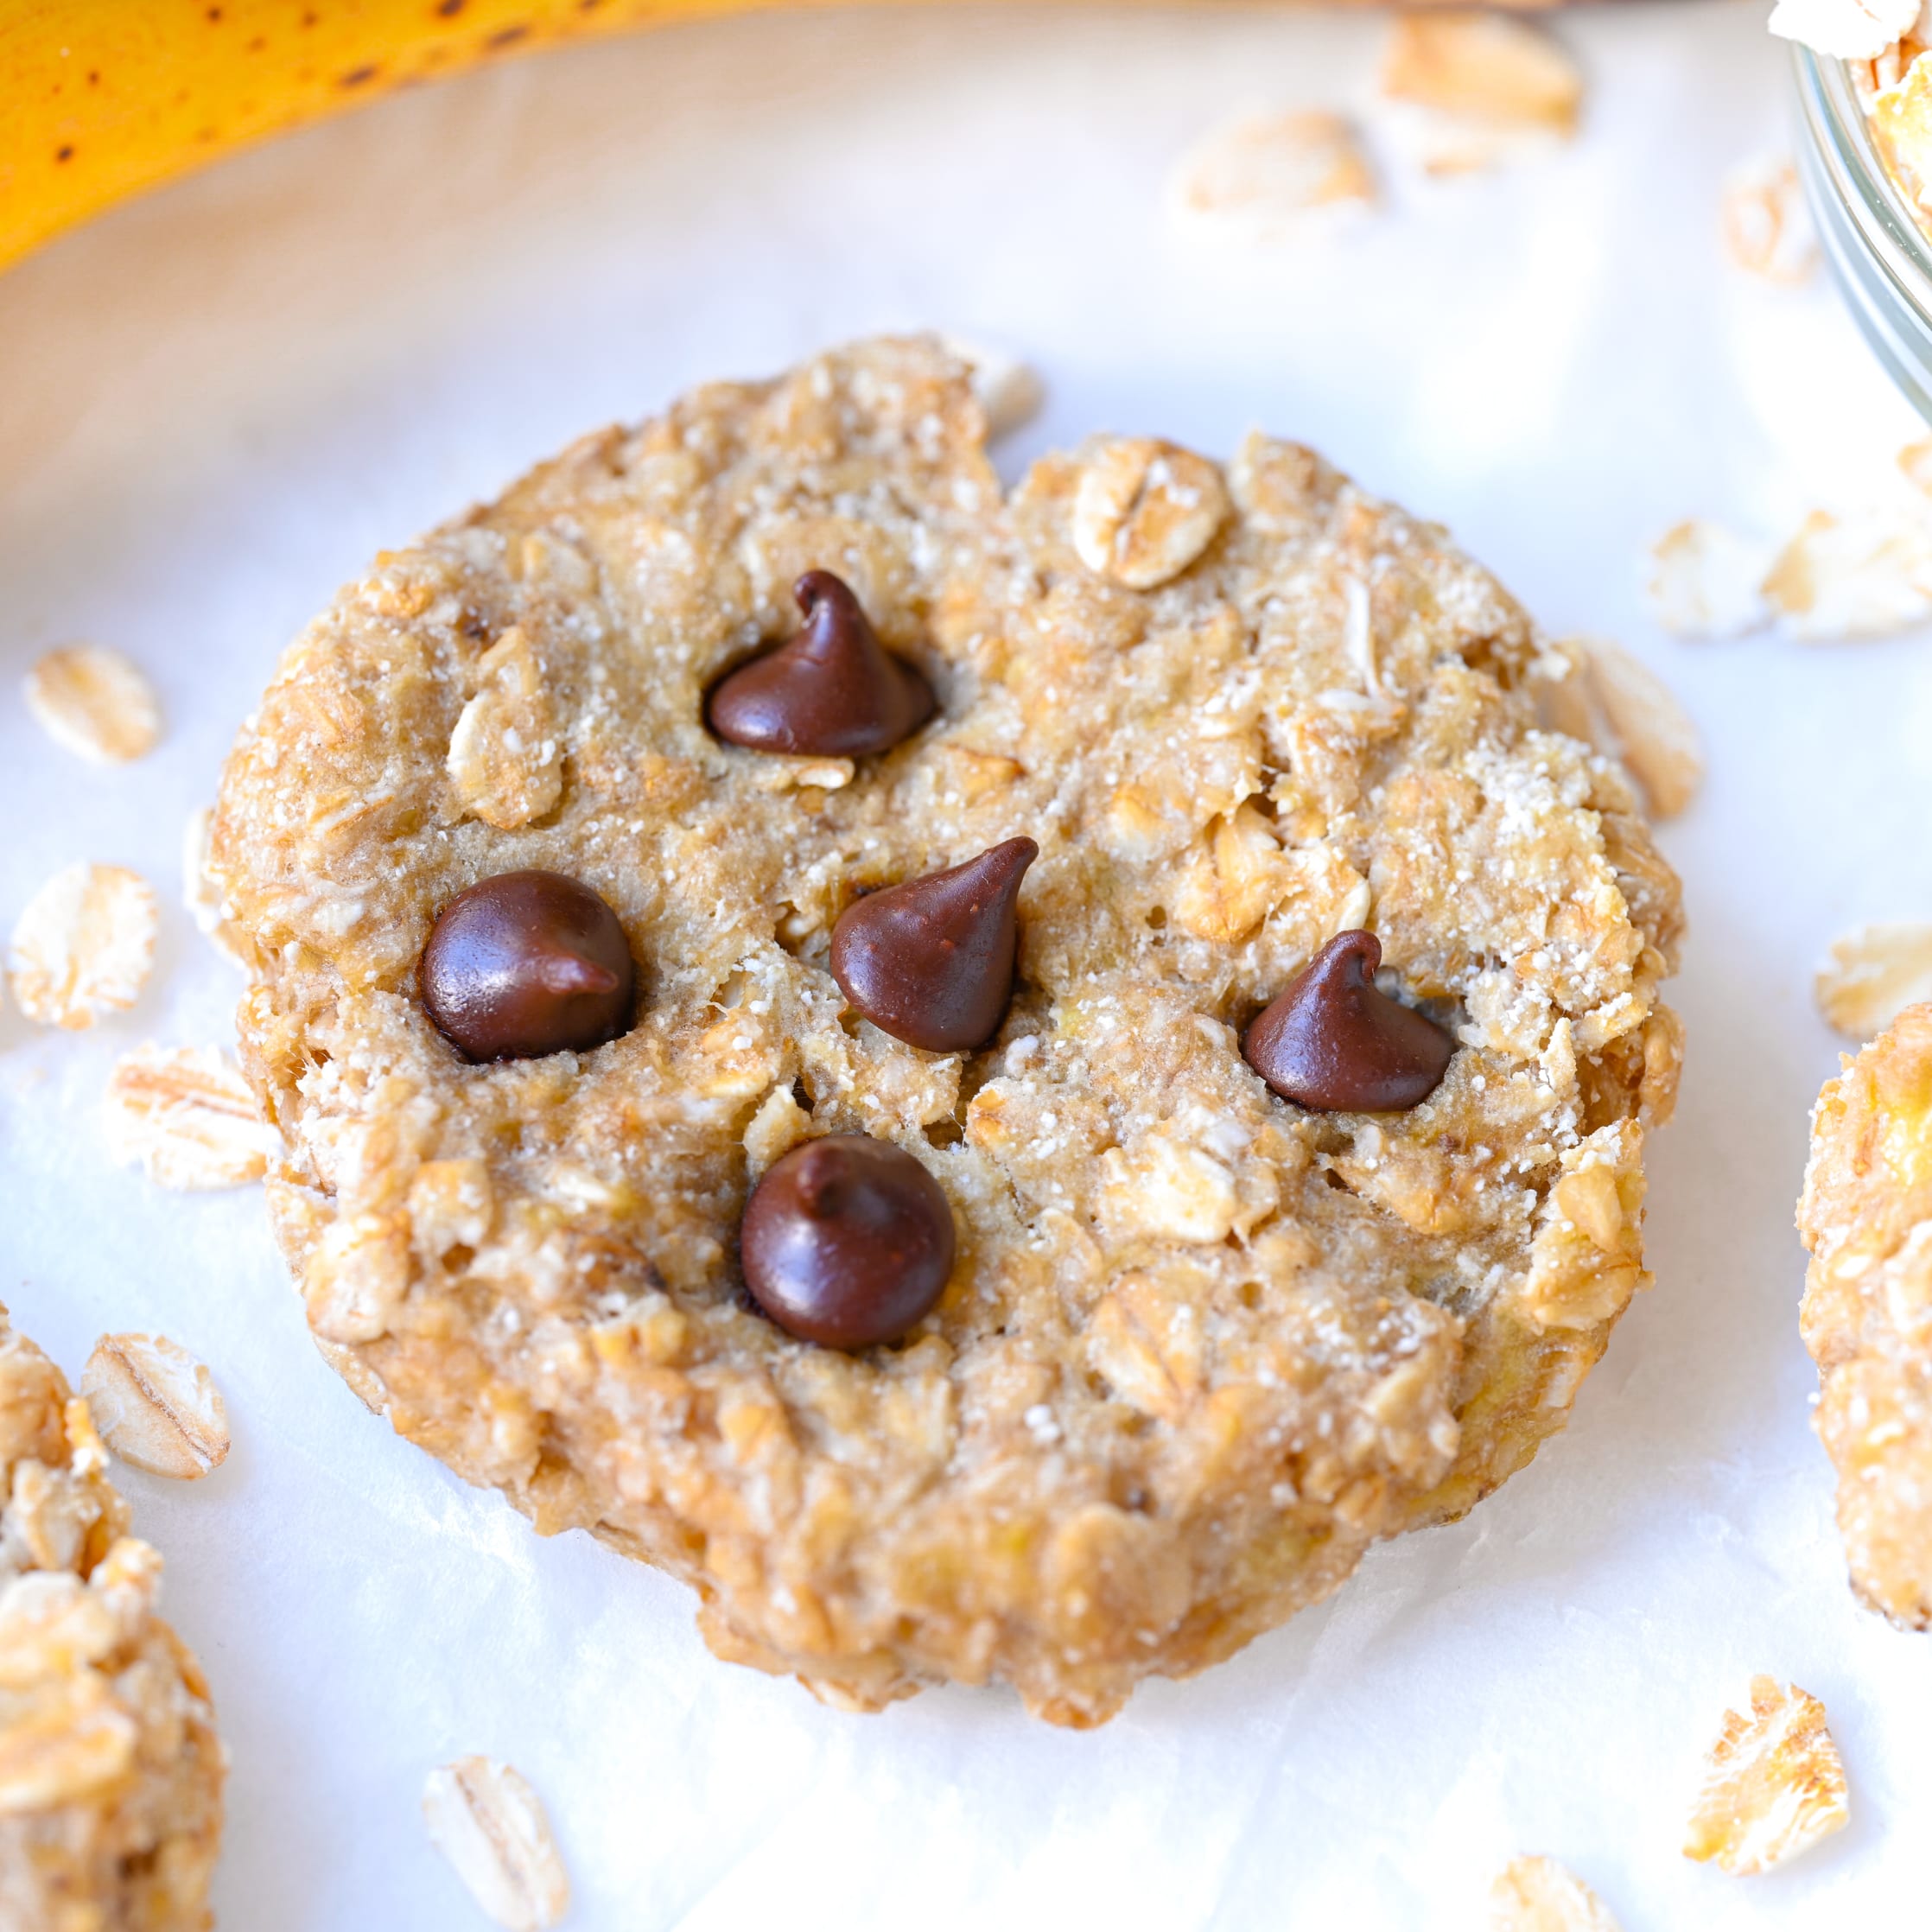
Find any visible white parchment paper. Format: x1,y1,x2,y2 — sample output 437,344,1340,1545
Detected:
0,7,1920,1923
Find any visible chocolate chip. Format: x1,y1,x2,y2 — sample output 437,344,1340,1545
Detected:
830,838,1038,1052
706,571,936,758
740,1135,956,1349
421,870,635,1063
1242,930,1454,1112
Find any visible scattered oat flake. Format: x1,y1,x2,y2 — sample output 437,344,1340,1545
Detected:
1683,1676,1850,1876
423,1757,570,1932
1764,507,1932,640
23,646,162,766
1170,110,1377,245
1720,157,1819,285
1382,13,1584,135
1541,639,1702,820
1814,923,1932,1038
939,334,1043,441
1489,1856,1623,1931
8,863,158,1030
1900,437,1932,494
80,1334,230,1481
105,1044,278,1191
1644,519,1772,640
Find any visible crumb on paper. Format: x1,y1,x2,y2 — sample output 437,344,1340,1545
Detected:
23,646,162,766
1168,110,1377,245
1720,157,1820,284
1815,923,1932,1038
1763,507,1932,640
8,863,158,1030
1769,0,1919,60
423,1756,570,1932
1683,1676,1850,1877
1645,519,1773,640
104,1043,278,1191
1489,1855,1623,1931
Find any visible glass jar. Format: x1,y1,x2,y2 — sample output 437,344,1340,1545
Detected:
1795,45,1932,421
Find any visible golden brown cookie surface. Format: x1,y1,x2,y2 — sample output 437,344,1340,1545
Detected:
0,1310,225,1930
213,336,1681,1724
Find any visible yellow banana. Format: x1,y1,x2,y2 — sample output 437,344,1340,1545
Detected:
0,0,759,273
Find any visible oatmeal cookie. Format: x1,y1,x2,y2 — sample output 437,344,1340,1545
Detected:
1799,1005,1932,1626
212,336,1682,1725
0,1309,224,1930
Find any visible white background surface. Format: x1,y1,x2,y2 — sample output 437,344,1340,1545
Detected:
0,5,1922,1924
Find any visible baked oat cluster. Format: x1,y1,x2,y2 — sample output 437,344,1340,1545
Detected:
211,336,1682,1724
0,1310,224,1931
1800,1004,1932,1628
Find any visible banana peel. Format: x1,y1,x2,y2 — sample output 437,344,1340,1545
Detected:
1,0,743,272
1,0,1570,276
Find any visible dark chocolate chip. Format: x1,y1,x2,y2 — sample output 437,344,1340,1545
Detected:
740,1135,956,1349
1242,930,1454,1112
706,571,936,758
829,838,1038,1052
420,870,635,1063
